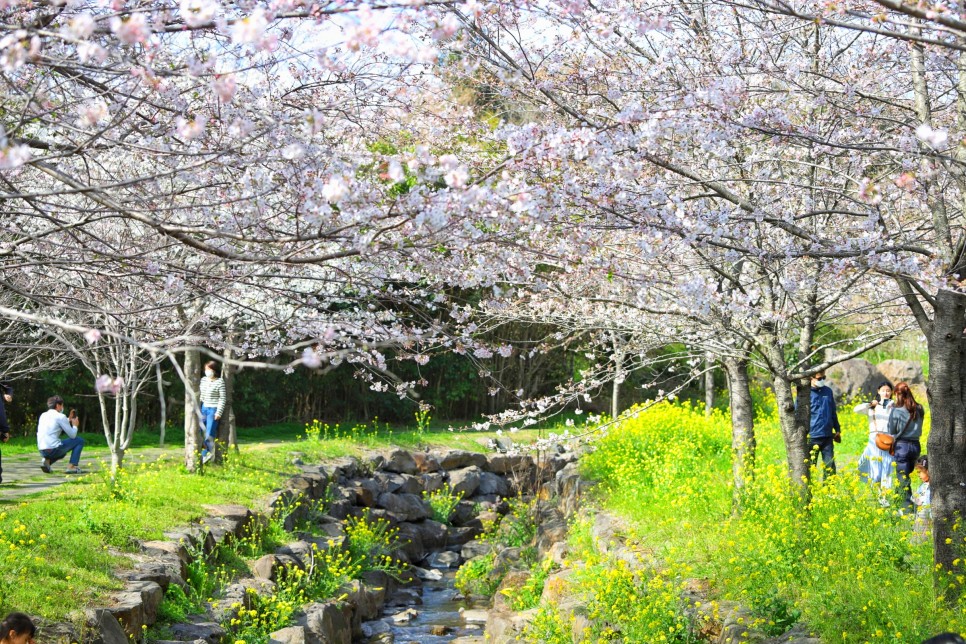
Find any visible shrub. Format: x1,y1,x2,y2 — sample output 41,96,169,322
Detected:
455,553,501,597
344,510,406,576
423,483,462,525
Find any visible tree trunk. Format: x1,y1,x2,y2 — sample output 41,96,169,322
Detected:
772,375,811,494
218,345,238,461
723,356,755,496
611,339,626,419
704,353,715,417
156,361,166,447
184,348,202,472
925,290,966,601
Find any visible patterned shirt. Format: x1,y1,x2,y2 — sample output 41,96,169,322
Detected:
199,377,226,416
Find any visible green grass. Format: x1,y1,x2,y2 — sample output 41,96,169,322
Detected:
0,416,554,623
578,396,953,643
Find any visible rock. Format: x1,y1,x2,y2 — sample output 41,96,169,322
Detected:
485,454,534,474
86,609,128,644
383,449,418,474
390,608,419,624
446,526,480,546
461,540,494,560
327,499,352,520
429,625,451,636
298,601,352,644
460,608,489,624
373,472,406,494
826,359,884,401
420,472,445,494
319,457,360,482
413,452,442,472
252,554,281,580
547,541,568,566
376,493,431,522
877,359,926,386
168,621,226,644
718,605,768,643
366,454,386,472
36,621,80,644
493,571,532,611
477,472,511,497
395,523,426,563
425,550,461,568
484,608,538,643
269,626,307,644
338,579,381,623
413,566,443,581
397,474,424,495
437,450,487,470
386,588,423,607
360,620,391,638
450,638,486,644
127,580,163,625
450,501,478,526
534,503,567,556
361,570,397,598
348,507,399,526
105,591,145,637
348,479,381,507
406,519,448,549
448,466,482,498
492,547,523,576
540,570,573,605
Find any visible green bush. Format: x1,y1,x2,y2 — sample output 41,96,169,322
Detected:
455,553,501,597
423,484,463,525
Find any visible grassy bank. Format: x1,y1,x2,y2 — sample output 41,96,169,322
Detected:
0,419,543,623
579,398,953,643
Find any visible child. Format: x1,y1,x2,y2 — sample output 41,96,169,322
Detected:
912,456,931,542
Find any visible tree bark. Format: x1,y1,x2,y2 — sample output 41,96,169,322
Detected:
156,361,166,447
217,345,238,461
704,353,715,417
924,290,966,600
184,348,202,472
723,356,755,496
772,375,811,495
611,337,626,419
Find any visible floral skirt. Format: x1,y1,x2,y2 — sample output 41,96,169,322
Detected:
857,436,894,489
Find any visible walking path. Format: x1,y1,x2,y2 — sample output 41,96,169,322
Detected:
0,446,177,500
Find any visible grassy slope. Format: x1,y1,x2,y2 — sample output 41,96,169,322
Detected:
0,421,547,622
582,396,951,643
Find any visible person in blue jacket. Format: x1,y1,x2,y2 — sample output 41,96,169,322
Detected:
808,370,840,478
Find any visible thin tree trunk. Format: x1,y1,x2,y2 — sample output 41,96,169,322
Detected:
156,361,166,447
723,356,755,497
218,345,237,461
611,337,626,420
704,353,715,417
184,348,202,472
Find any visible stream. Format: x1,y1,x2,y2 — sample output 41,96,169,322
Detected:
366,569,488,644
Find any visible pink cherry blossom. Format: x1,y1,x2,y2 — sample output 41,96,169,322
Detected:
110,13,151,45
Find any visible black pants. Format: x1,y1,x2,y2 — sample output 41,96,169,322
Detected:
894,439,922,510
809,436,836,479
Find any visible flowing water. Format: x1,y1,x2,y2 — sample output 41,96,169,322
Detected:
371,569,488,644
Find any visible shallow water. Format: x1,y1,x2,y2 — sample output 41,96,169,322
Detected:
380,570,488,643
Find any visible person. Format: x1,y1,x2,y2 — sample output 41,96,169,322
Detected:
913,455,931,541
922,635,966,644
807,370,840,478
0,613,35,644
199,361,226,465
0,382,13,484
887,382,925,511
37,395,84,474
854,381,895,493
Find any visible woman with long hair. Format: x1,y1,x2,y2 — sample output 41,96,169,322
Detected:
0,613,35,644
854,381,894,495
887,382,925,511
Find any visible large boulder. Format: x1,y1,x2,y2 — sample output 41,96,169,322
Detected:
437,450,487,470
376,493,431,522
382,449,418,475
826,359,884,401
877,359,926,386
298,601,352,644
448,466,482,498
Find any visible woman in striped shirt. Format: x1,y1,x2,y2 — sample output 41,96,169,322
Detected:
199,361,226,464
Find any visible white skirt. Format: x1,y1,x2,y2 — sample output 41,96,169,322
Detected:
857,435,894,488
